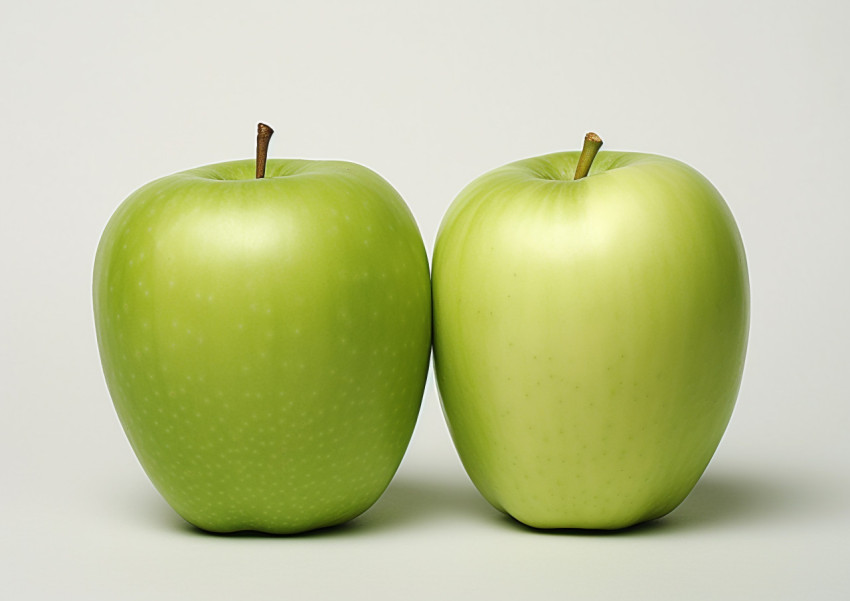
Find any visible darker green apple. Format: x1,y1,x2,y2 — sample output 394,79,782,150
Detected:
94,128,431,533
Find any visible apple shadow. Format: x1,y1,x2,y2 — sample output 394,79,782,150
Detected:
115,464,844,538
492,465,847,537
177,473,492,538
115,471,490,539
664,465,847,532
355,472,497,531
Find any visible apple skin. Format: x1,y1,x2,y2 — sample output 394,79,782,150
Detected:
433,150,749,530
94,159,431,534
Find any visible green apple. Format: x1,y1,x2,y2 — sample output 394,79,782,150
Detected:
433,134,749,530
93,125,431,533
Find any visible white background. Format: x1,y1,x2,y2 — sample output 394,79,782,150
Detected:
2,1,849,598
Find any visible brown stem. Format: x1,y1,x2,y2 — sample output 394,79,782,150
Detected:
574,132,603,180
256,123,274,179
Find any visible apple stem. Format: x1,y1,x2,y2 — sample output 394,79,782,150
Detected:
256,123,274,179
574,132,603,180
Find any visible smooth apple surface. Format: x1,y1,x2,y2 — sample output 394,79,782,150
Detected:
94,159,431,533
433,151,749,529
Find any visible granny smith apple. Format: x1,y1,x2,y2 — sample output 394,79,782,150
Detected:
93,125,431,533
433,133,749,530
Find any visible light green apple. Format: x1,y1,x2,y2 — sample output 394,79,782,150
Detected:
433,134,749,530
93,127,431,533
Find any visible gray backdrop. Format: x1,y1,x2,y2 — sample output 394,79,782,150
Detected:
2,0,848,598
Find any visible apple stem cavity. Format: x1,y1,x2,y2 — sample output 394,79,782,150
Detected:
574,132,603,180
256,123,274,179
